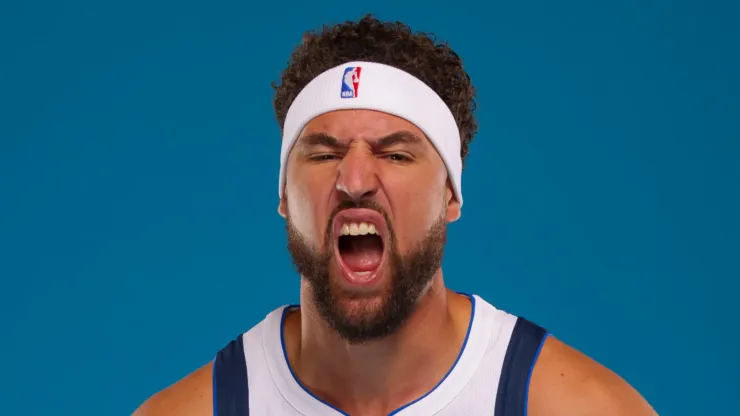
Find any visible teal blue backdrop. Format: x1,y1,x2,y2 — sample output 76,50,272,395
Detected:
1,0,738,414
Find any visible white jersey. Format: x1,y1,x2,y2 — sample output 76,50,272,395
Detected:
213,294,549,416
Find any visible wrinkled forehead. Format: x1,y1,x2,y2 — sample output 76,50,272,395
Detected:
296,109,431,147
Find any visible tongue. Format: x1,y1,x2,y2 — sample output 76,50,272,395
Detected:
340,235,383,272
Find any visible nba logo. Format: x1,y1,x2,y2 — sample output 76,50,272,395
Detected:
340,66,362,98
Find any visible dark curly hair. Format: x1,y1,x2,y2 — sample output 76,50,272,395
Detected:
272,14,478,166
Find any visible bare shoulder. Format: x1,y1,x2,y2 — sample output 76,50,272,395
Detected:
132,362,213,416
528,336,658,416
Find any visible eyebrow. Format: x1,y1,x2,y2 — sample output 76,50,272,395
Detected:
374,131,424,149
296,131,424,151
298,132,348,150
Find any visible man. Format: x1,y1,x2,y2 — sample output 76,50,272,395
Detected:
135,15,657,416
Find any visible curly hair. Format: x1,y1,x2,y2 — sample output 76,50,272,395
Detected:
272,14,478,166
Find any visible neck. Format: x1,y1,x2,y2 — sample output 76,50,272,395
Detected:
282,272,473,415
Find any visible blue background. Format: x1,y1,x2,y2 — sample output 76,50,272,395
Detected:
1,0,738,414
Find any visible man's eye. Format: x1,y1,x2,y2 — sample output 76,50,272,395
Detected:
385,153,411,162
310,154,339,161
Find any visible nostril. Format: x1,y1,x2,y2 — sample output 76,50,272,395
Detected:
360,189,377,199
335,182,379,202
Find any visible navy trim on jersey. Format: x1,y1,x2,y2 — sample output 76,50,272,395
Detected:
211,301,547,416
494,317,549,416
279,294,477,416
388,293,476,415
213,335,250,416
279,305,348,415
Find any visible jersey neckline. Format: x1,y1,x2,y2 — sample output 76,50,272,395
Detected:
261,293,495,416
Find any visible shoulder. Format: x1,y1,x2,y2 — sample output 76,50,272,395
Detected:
528,335,658,416
133,362,213,416
131,309,283,416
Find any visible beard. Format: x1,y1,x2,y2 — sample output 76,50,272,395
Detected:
286,200,447,345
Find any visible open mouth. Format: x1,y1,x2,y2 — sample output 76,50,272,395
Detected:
333,210,388,284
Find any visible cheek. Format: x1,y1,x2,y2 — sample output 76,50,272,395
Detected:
385,170,447,249
285,169,333,246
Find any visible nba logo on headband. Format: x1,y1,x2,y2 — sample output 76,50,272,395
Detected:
280,61,464,207
340,66,362,98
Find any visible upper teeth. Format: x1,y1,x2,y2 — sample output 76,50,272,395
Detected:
340,222,378,236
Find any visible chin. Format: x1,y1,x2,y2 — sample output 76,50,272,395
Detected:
334,295,387,326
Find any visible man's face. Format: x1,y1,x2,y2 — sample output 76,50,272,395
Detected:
279,109,461,344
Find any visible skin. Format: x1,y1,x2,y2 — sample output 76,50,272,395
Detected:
134,110,657,416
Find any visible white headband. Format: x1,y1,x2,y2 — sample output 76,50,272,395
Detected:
279,61,463,206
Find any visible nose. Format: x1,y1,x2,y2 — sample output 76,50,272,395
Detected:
335,146,380,202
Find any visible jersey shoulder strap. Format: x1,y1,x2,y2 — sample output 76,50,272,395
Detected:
213,335,250,416
494,317,549,416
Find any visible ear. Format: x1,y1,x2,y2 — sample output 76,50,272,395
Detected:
445,181,461,223
278,195,288,219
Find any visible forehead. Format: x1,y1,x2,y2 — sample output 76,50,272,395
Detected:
299,109,429,144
